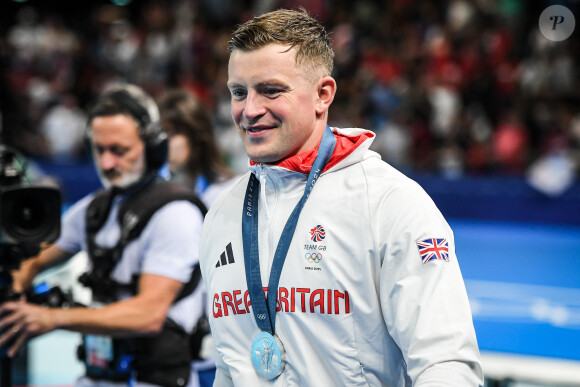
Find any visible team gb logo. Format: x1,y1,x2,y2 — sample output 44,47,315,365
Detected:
310,225,326,242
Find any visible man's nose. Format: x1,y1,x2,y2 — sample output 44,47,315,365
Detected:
98,150,118,171
243,91,267,120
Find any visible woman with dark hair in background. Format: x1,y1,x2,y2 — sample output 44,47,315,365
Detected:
158,89,237,208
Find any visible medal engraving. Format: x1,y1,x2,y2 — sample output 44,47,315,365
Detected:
251,332,284,380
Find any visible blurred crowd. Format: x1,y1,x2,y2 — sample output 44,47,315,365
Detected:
1,0,579,189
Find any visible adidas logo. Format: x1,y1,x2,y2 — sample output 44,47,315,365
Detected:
216,242,235,267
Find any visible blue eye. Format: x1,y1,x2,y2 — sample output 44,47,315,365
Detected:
231,89,247,99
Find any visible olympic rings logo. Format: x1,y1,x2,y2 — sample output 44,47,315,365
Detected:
257,314,267,320
305,252,323,264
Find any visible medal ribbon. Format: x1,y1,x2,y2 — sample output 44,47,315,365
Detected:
242,126,336,334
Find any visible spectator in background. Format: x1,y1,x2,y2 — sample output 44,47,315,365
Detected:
158,88,238,208
7,6,41,66
493,109,529,173
2,1,579,181
157,88,242,387
39,92,87,162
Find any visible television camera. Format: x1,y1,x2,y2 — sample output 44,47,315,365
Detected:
0,145,61,294
0,145,62,384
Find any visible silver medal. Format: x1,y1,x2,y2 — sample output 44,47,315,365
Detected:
250,331,285,380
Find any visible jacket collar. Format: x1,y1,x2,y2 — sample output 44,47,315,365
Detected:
249,127,375,174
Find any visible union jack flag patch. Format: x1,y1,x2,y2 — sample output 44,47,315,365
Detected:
417,238,449,264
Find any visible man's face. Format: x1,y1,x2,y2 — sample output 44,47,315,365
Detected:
228,44,323,163
89,114,146,189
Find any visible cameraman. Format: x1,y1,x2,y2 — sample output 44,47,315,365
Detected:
0,84,206,387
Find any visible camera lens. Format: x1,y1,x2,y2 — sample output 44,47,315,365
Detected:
8,191,46,234
0,186,61,244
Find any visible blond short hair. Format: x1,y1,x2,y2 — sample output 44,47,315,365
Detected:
228,8,334,77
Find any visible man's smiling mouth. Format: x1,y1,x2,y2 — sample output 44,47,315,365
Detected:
245,125,274,133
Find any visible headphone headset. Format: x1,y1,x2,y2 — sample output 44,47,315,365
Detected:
87,89,168,172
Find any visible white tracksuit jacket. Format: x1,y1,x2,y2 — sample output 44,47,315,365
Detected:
199,127,484,386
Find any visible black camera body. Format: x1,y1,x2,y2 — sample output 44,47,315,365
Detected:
0,145,61,269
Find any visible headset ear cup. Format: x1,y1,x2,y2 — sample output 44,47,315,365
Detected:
144,123,168,171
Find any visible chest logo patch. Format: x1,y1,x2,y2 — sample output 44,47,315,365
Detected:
309,225,326,242
215,242,235,268
305,252,323,264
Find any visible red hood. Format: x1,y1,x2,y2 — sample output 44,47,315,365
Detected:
249,130,374,174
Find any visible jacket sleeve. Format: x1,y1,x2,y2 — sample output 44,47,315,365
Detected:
375,178,484,386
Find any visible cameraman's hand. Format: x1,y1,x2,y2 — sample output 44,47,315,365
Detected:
0,300,57,357
11,255,43,294
11,245,72,294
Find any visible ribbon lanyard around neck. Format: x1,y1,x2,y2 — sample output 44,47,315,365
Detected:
242,126,336,334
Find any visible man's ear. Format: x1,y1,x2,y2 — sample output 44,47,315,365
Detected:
315,76,337,116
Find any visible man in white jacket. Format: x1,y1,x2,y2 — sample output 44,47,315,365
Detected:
199,8,484,386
